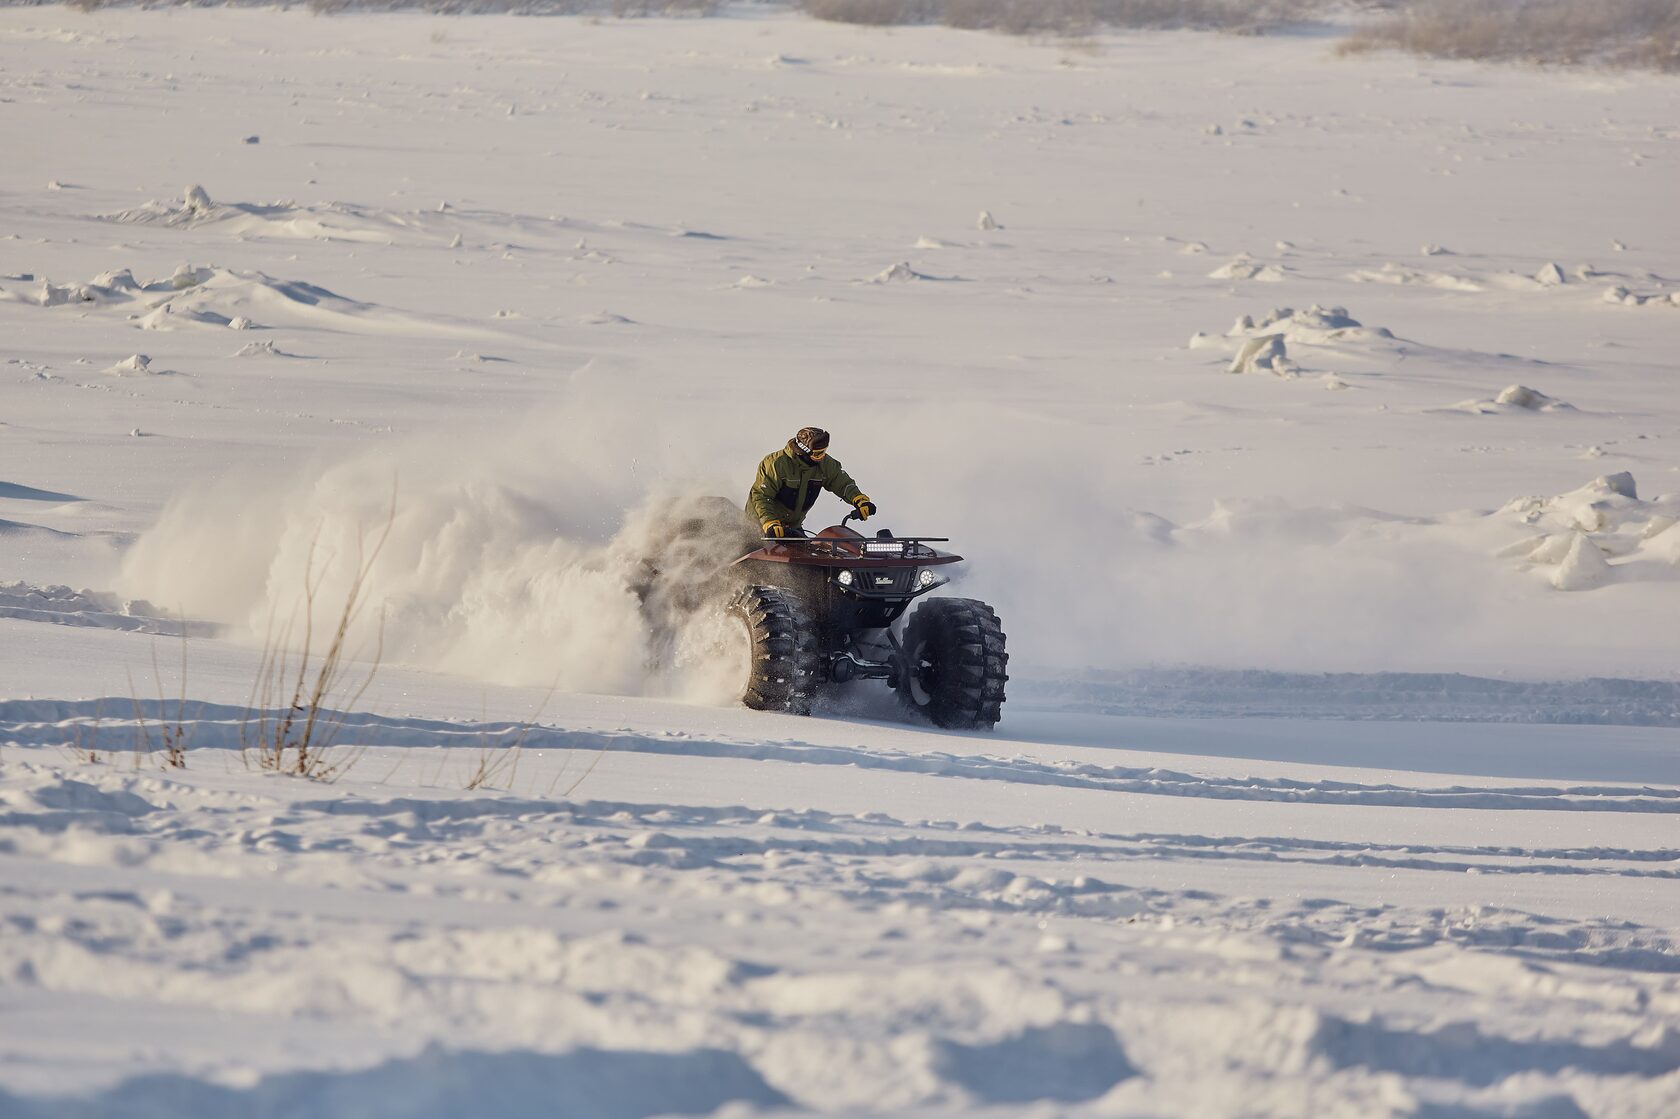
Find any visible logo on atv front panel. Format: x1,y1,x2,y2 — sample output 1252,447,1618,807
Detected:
874,576,894,586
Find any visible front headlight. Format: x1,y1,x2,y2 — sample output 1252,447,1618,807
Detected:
916,568,937,589
837,569,855,587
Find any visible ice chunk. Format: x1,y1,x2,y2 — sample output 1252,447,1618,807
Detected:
170,264,210,290
1534,262,1566,286
1551,534,1611,591
1527,533,1576,565
91,268,140,292
1597,471,1638,499
108,354,152,376
1228,334,1287,375
183,184,213,214
977,210,998,231
1210,256,1286,282
1646,522,1680,565
870,262,922,284
1495,385,1566,411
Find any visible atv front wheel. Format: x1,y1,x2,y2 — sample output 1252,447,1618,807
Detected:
897,598,1008,730
728,585,819,716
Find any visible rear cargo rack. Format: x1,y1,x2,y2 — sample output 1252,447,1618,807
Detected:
758,536,948,559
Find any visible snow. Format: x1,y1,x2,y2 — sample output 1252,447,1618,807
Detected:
2,7,1679,1117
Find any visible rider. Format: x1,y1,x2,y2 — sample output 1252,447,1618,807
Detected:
747,426,876,538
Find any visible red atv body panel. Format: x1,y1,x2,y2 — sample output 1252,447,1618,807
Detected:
735,524,963,569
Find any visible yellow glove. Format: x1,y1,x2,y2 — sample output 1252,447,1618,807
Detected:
763,520,786,538
852,495,876,520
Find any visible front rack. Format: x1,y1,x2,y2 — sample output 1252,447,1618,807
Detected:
758,535,948,560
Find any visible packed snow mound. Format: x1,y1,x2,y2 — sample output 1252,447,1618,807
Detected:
1496,473,1680,589
1347,263,1484,291
103,185,226,228
1209,255,1286,283
1550,532,1610,590
22,263,206,311
106,353,155,376
90,267,141,293
125,269,376,332
1602,284,1680,308
1200,306,1393,380
1497,384,1565,410
104,187,521,247
1454,384,1574,414
1227,334,1293,377
31,269,148,307
1228,305,1394,346
1107,473,1679,666
869,261,926,283
15,260,468,338
0,581,210,635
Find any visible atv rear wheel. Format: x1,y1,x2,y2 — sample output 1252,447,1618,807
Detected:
896,598,1007,729
728,585,819,716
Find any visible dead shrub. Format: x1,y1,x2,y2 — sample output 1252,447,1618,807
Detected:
1341,0,1680,72
243,505,393,782
803,0,1323,33
798,0,941,26
613,0,718,15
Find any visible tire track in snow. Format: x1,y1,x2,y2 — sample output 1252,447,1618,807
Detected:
4,697,1678,814
6,764,1679,978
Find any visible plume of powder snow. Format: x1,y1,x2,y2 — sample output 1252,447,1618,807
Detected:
115,406,760,697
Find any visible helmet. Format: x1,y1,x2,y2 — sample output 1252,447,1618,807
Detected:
793,427,830,459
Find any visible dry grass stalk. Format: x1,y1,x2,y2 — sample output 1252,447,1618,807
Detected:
154,626,193,769
69,699,107,766
464,678,559,791
243,500,394,781
120,623,197,770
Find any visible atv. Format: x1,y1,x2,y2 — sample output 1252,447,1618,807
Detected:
726,513,1007,729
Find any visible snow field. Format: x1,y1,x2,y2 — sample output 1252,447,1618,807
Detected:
2,692,1679,1116
2,7,1680,1116
2,612,1678,1115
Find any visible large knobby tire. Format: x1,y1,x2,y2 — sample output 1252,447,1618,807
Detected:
728,585,819,716
897,598,1008,730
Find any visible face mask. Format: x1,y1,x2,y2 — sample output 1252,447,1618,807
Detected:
809,449,828,461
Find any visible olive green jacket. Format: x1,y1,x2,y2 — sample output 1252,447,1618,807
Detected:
746,442,865,530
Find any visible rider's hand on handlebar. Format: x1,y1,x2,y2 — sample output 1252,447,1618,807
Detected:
763,520,786,538
852,496,876,521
